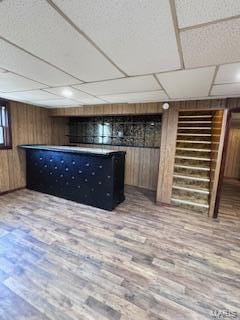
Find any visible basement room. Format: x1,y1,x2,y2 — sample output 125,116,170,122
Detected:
0,1,239,319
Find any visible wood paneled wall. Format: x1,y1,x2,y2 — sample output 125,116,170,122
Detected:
49,103,163,191
0,101,66,193
50,102,163,117
155,99,227,205
74,144,159,190
224,128,240,179
2,97,240,211
49,99,227,118
50,99,229,198
0,101,162,193
208,110,226,217
156,106,178,204
51,116,69,146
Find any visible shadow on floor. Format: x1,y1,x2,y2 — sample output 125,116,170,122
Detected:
219,178,240,220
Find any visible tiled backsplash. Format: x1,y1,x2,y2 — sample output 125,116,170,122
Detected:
68,115,162,148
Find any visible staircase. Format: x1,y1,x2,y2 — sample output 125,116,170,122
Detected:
171,111,214,214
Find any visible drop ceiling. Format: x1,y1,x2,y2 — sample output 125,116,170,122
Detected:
0,0,240,108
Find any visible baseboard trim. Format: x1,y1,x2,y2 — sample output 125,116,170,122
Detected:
0,187,25,196
156,201,173,207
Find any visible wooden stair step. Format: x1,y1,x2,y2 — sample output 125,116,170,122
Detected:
174,166,210,179
175,155,211,161
173,174,210,182
174,164,210,171
178,121,212,124
178,115,212,119
176,147,211,152
178,127,212,130
172,185,209,194
177,133,212,137
179,111,213,115
172,188,209,205
171,198,209,209
176,140,212,144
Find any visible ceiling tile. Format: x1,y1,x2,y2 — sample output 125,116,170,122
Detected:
30,99,80,107
0,93,26,103
0,68,7,73
180,18,240,68
100,90,168,103
73,76,160,96
44,86,106,105
211,83,240,96
0,39,81,86
0,0,123,81
0,90,58,101
52,0,181,75
80,97,107,105
175,0,240,29
215,63,240,84
44,86,94,101
156,67,215,99
0,72,47,92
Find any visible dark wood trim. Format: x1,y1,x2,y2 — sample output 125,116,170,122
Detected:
213,101,240,218
0,99,12,150
228,106,240,113
7,100,13,149
0,187,25,196
0,146,13,150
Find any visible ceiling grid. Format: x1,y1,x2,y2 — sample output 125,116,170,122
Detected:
0,0,239,107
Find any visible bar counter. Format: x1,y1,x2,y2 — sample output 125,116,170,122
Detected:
19,145,126,210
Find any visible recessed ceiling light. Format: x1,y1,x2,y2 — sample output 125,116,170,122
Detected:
62,88,73,98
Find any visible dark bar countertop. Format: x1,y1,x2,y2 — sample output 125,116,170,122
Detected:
19,144,123,157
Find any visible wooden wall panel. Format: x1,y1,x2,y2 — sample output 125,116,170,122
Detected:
1,101,162,193
50,98,228,200
156,106,179,204
209,109,228,217
49,103,163,191
209,110,224,213
224,128,240,179
73,144,160,190
1,98,232,203
51,117,69,146
49,99,227,118
0,101,64,193
228,97,240,109
173,99,226,111
50,102,163,117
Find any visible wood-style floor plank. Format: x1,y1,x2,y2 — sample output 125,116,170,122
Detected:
219,179,240,220
0,186,239,320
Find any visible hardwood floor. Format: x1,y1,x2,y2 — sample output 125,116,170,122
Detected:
0,187,239,320
219,179,240,220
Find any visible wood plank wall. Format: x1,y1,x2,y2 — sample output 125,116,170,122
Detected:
0,101,67,193
224,127,240,179
49,99,227,118
155,99,227,204
49,102,162,117
75,144,160,190
224,98,240,179
208,110,226,217
49,102,163,191
156,106,178,204
2,97,240,209
49,99,229,198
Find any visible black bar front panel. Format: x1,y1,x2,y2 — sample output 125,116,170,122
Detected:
26,149,125,211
